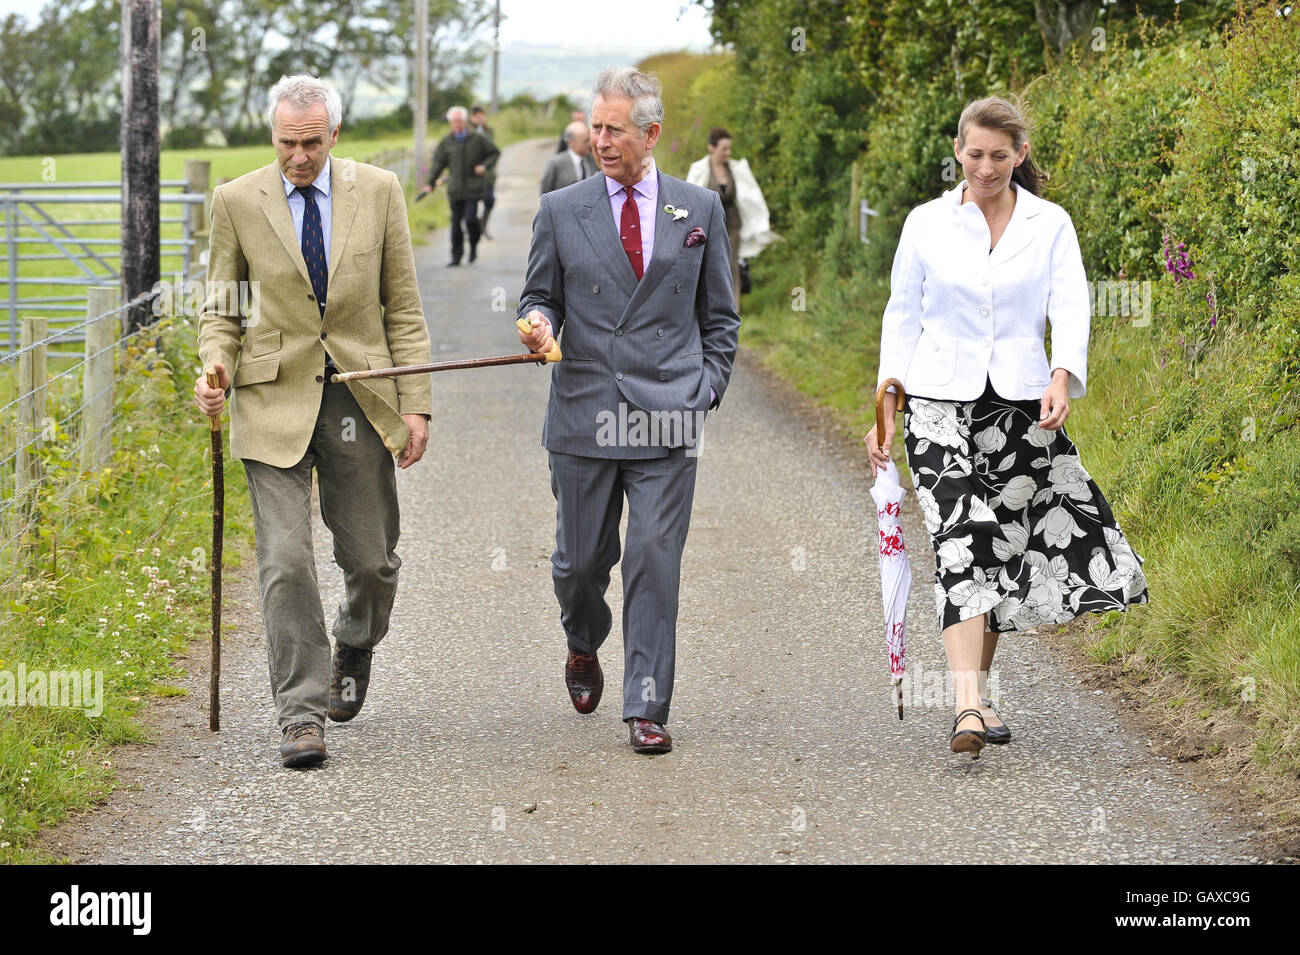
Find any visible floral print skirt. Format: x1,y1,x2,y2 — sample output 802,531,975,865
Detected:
902,377,1149,634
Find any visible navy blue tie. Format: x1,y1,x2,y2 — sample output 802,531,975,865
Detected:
297,185,327,313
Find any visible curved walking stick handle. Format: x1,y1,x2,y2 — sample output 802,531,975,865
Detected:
205,368,222,432
875,377,905,446
516,317,563,362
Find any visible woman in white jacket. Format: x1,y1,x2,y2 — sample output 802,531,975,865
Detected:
865,96,1148,758
687,129,777,312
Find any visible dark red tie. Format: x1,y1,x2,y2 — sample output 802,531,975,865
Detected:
619,184,643,280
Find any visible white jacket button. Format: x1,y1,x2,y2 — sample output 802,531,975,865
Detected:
979,306,989,316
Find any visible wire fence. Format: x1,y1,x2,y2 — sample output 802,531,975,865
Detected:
0,271,203,606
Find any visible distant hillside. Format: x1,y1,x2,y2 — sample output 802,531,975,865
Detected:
474,42,707,105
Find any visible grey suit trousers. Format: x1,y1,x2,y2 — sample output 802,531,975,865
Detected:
549,448,698,724
243,381,401,730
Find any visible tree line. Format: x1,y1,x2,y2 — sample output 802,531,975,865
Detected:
694,0,1248,259
0,0,492,156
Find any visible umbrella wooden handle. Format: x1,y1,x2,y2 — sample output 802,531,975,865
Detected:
516,317,563,362
875,378,905,445
205,369,221,432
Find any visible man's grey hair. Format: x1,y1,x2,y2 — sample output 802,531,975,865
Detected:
562,121,588,144
266,75,342,133
446,105,468,122
591,67,663,134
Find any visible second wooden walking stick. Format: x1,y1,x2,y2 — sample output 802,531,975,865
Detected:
205,368,224,732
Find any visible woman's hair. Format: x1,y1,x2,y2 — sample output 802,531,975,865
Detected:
708,127,731,148
956,95,1047,196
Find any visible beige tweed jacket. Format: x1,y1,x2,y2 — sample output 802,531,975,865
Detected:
198,157,432,466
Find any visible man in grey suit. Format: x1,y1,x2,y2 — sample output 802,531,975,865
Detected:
540,121,597,194
518,67,739,754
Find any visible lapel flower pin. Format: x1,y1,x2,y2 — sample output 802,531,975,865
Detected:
664,203,689,221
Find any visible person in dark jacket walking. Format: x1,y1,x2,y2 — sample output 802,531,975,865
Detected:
419,105,500,266
469,105,497,240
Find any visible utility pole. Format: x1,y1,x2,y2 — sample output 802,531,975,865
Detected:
414,0,428,190
490,0,500,113
120,0,160,333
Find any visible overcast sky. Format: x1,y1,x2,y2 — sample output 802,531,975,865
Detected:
497,0,712,50
0,0,715,50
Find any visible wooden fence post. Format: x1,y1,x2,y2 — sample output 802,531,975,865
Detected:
189,231,209,280
82,288,118,472
16,316,48,496
185,158,210,235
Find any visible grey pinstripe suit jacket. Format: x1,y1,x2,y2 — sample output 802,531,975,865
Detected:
518,168,740,458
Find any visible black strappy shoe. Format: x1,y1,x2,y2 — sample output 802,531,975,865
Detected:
949,707,988,758
981,697,1012,745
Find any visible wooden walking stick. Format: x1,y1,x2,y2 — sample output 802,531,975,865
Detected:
330,319,561,383
204,368,224,732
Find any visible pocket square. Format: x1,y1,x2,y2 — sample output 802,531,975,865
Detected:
684,227,707,248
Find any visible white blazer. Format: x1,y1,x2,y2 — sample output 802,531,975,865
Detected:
686,156,779,259
876,179,1090,402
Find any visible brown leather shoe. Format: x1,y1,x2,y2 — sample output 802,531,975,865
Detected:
564,649,603,714
280,722,327,768
329,643,373,722
628,718,672,754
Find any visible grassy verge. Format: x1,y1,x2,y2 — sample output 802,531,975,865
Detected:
0,315,255,863
1072,313,1300,771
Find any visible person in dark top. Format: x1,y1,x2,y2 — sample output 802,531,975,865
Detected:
419,105,500,266
470,105,497,239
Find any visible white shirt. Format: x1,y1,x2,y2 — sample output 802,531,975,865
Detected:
569,148,585,182
876,179,1090,401
281,157,332,264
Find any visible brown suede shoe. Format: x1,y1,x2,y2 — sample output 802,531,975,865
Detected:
329,643,373,722
564,649,603,714
280,722,327,768
628,718,672,754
